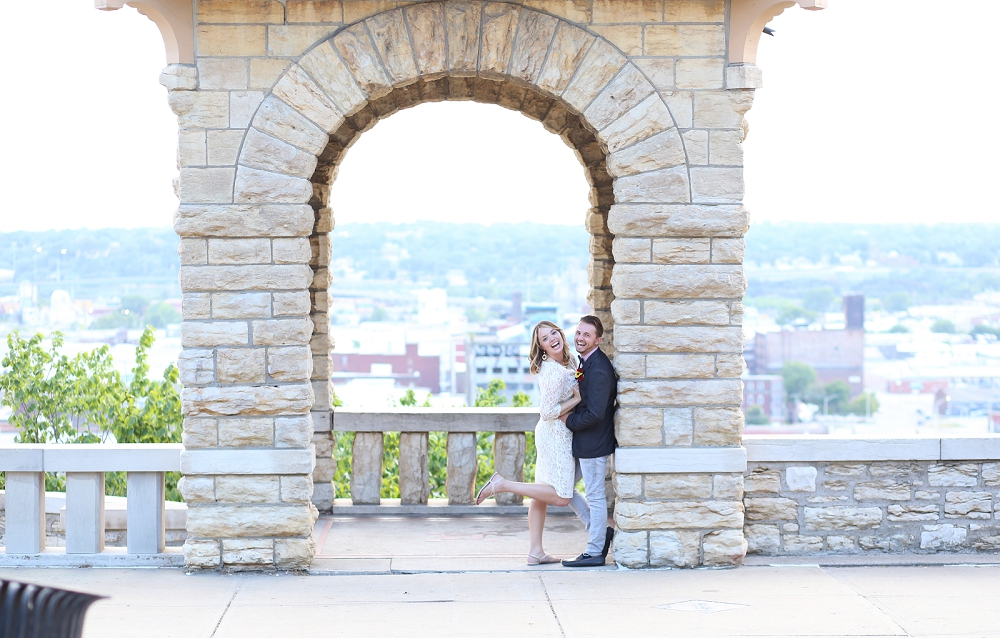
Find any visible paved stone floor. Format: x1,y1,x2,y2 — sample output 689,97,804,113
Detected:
2,515,999,637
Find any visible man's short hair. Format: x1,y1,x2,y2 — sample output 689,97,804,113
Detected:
578,315,604,338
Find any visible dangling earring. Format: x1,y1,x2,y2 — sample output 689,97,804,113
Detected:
542,353,547,360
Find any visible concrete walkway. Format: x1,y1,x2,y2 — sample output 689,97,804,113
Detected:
2,515,999,637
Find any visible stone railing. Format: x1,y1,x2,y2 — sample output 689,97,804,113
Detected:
0,444,183,566
742,436,1000,555
333,408,540,508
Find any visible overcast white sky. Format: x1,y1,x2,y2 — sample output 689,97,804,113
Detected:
0,0,996,231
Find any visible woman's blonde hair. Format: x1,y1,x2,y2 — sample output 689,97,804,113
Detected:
529,321,575,375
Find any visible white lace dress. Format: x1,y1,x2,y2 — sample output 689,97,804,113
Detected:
533,359,577,499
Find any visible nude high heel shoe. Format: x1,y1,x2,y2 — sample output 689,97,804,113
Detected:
475,473,502,505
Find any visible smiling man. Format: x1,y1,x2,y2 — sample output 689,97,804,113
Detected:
559,315,618,567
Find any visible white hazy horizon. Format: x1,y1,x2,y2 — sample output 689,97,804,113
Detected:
1,0,997,231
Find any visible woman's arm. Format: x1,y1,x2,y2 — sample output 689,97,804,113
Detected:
559,384,582,416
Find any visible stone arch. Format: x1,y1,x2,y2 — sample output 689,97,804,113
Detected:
231,1,695,511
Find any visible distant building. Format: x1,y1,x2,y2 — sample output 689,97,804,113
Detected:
331,343,440,393
742,375,785,421
887,378,949,395
465,340,537,406
747,295,865,395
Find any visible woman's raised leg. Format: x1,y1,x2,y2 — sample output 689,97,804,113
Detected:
490,477,571,507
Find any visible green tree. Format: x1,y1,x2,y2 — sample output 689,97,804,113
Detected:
802,287,836,312
822,380,852,414
775,304,816,326
781,361,817,400
971,325,1000,338
931,319,956,334
887,324,910,333
744,406,769,425
144,302,181,328
846,392,880,416
883,292,912,313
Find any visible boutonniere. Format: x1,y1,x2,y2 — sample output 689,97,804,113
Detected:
575,365,584,381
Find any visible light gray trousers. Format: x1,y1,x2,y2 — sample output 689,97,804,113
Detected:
568,456,609,556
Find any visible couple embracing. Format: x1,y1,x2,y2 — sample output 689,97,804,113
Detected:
476,315,618,567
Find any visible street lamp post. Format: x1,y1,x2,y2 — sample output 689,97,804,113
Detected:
822,393,839,416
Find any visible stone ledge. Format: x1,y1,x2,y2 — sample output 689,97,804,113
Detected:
615,447,747,473
0,547,185,567
0,444,182,472
180,446,315,475
330,498,577,516
744,436,1000,462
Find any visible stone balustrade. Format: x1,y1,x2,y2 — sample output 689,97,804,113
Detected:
0,444,183,566
333,408,540,507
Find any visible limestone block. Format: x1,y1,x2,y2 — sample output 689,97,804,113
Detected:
178,129,207,167
928,464,978,487
178,349,215,385
494,432,526,506
854,480,911,501
398,432,430,505
563,39,625,114
588,261,614,288
179,476,215,503
869,462,924,479
178,168,235,204
314,455,336,483
186,504,314,538
887,504,940,522
207,239,270,266
730,302,744,326
183,539,221,568
693,407,743,446
279,475,313,504
744,497,797,521
945,491,992,519
713,474,744,500
276,416,313,448
269,292,310,319
221,538,275,566
536,23,593,95
859,534,913,552
272,65,345,131
217,348,266,384
643,301,730,327
618,379,741,407
268,25,338,57
275,537,315,570
745,467,780,493
614,325,744,353
234,166,312,204
614,473,642,500
715,354,745,377
915,490,941,500
182,264,313,292
693,91,754,129
175,203,314,239
268,238,309,265
783,535,823,553
183,418,218,448
785,467,818,492
366,10,419,86
216,476,280,503
804,507,883,531
690,167,744,204
645,354,715,379
311,333,333,355
663,407,694,445
478,2,520,78
198,58,248,91
611,300,641,325
253,319,313,347
253,97,329,156
287,0,343,22
745,523,779,554
608,203,748,238
204,130,243,167
159,64,198,91
312,481,334,511
197,0,284,23
983,463,1000,486
615,407,663,447
644,25,725,57
679,130,708,166
217,418,274,447
197,25,267,57
250,59,292,91
920,524,967,550
711,238,745,265
588,25,642,57
648,530,699,568
645,474,712,499
445,2,482,74
351,432,384,504
808,496,847,504
313,432,333,457
614,167,690,204
612,264,745,300
211,292,271,320
398,3,446,79
593,0,660,22
446,433,477,505
585,65,654,131
612,354,644,379
825,463,866,477
702,530,746,566
240,129,319,180
298,43,367,117
651,238,711,264
709,129,744,166
612,529,649,568
616,500,743,530
333,23,392,99
676,58,725,90
600,98,673,159
608,130,685,178
268,346,313,382
824,480,849,491
509,11,557,83
629,60,672,96
181,321,248,347
183,384,313,416
824,536,855,552
343,1,396,22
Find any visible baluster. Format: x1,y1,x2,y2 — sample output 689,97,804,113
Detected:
493,433,525,506
446,432,477,505
351,432,383,505
4,472,46,554
65,472,106,554
126,471,165,554
398,432,429,505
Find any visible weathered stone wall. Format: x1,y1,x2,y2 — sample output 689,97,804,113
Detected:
745,460,1000,555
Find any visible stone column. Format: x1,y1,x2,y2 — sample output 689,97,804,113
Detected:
310,212,336,511
494,433,525,506
446,433,478,505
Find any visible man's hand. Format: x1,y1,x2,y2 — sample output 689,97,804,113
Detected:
559,413,568,423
